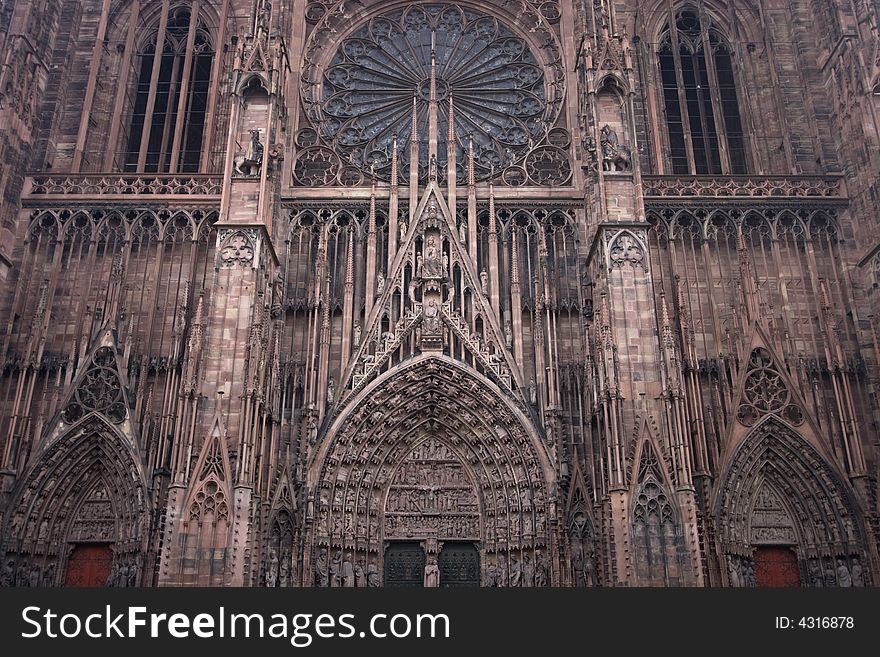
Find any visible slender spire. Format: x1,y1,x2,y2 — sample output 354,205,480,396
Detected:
488,169,497,234
428,29,439,162
467,136,475,188
390,134,399,187
409,95,419,143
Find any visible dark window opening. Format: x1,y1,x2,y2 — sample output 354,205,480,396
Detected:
657,7,747,174
124,7,214,173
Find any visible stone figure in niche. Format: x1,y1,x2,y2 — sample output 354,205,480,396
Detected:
15,562,28,587
127,563,137,587
423,298,442,333
314,547,329,587
366,562,381,587
504,319,512,348
728,556,742,587
528,379,537,405
327,377,335,405
355,560,366,588
851,559,864,587
353,319,362,347
459,222,467,243
422,237,445,278
509,554,522,587
599,124,631,172
400,219,407,240
376,272,386,295
106,563,119,587
534,551,548,587
342,552,355,587
484,560,501,587
837,560,852,587
28,565,41,588
480,270,489,294
424,555,440,587
279,552,290,587
1,559,15,587
43,563,55,587
522,553,534,587
234,129,264,177
266,550,278,587
329,550,342,587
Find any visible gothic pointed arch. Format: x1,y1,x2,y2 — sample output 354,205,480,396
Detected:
307,354,556,587
565,463,597,587
2,413,148,587
175,415,233,585
714,416,870,587
629,428,691,585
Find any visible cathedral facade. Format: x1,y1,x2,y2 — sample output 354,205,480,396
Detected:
0,0,878,588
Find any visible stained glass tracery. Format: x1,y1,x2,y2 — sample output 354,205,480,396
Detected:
318,4,550,183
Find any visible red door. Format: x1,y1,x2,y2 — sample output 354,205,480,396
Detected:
63,545,113,587
753,546,801,587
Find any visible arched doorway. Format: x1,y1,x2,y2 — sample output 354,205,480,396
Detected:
716,418,869,587
307,356,556,587
1,416,147,588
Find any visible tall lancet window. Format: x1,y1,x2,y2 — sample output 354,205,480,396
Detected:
657,7,746,174
124,5,214,173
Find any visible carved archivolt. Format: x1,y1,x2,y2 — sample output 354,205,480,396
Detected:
1,416,147,584
716,419,866,578
307,355,556,585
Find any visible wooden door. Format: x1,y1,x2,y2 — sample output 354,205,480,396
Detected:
63,544,113,587
753,546,801,587
438,543,480,587
384,542,425,587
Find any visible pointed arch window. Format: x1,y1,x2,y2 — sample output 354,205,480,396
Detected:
657,7,746,174
124,5,214,173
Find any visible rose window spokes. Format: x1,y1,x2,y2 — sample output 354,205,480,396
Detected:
62,346,127,424
320,4,548,183
736,348,804,427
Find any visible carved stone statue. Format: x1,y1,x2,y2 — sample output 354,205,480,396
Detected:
504,319,512,348
509,554,522,587
400,219,407,240
459,222,467,243
314,548,329,587
355,560,366,588
422,237,444,279
484,560,500,587
423,298,442,334
329,550,342,587
1,559,15,587
480,270,489,294
353,320,362,347
728,556,742,587
837,560,852,587
600,124,631,172
234,129,264,177
42,563,55,587
376,272,386,295
366,562,381,587
327,377,335,405
424,556,440,587
522,553,534,587
342,552,355,587
266,550,278,587
851,560,864,587
534,550,548,587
